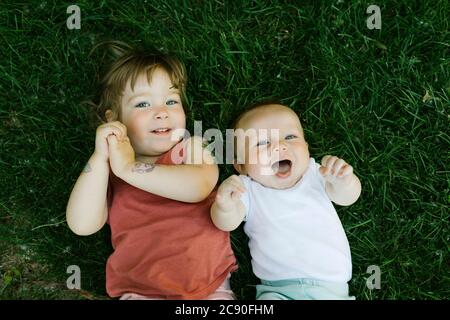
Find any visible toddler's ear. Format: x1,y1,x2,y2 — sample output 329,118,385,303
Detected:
105,109,117,122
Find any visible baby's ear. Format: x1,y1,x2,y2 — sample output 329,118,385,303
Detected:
105,109,117,122
233,162,245,174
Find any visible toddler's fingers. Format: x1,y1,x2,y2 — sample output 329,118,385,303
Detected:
98,124,121,139
116,122,127,137
107,134,118,147
120,136,131,143
109,123,127,140
100,124,122,140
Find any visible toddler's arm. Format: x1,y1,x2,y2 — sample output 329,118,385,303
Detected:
66,153,109,235
210,175,246,231
66,121,127,235
319,155,362,206
107,136,219,203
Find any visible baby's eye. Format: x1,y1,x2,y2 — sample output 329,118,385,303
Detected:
135,102,150,108
257,140,269,147
166,99,179,106
285,134,297,140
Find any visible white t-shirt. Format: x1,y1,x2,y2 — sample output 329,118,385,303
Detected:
240,158,352,282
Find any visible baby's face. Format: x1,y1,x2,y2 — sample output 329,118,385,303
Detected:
119,67,186,157
234,104,310,189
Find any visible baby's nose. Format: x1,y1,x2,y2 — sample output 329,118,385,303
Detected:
273,143,287,152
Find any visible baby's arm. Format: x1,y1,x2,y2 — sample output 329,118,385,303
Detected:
210,175,246,231
107,136,219,203
66,121,127,236
319,155,362,206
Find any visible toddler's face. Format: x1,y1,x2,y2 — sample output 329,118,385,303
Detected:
234,104,310,189
119,67,186,157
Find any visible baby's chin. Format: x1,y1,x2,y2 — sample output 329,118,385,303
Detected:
249,170,304,190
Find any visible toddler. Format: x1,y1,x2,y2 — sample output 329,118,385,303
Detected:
66,43,237,299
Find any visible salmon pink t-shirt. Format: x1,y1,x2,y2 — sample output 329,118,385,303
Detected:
105,142,237,299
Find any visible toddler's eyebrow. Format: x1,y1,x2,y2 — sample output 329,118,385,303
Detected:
127,92,148,104
127,88,180,103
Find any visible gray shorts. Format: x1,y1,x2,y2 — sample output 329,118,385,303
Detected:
256,278,355,300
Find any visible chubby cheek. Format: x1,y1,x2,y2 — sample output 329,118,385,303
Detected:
245,147,271,167
295,144,310,170
123,113,148,141
171,109,186,129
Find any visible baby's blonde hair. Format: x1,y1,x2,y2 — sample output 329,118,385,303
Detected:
93,41,188,122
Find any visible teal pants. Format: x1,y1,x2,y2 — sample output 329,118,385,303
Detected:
256,278,355,300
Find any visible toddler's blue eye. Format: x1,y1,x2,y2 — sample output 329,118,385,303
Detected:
285,134,297,140
257,140,269,147
135,102,150,108
166,100,179,106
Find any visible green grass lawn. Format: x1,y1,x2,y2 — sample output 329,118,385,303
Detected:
0,0,448,300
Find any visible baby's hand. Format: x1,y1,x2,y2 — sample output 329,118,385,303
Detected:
94,121,127,162
215,175,246,212
319,155,354,185
107,134,135,178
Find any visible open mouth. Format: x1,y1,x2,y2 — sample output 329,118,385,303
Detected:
271,159,292,178
150,128,172,135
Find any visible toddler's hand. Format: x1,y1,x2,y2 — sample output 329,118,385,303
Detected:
94,121,127,162
107,134,135,178
215,175,246,212
319,155,354,185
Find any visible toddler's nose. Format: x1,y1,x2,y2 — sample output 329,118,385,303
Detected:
154,107,169,120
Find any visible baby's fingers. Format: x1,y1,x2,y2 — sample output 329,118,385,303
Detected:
230,190,244,201
229,180,246,194
224,175,246,192
337,164,353,178
332,159,347,177
320,155,338,175
219,181,245,196
215,190,242,207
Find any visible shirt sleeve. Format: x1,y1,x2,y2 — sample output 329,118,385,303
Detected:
314,159,327,189
238,175,251,221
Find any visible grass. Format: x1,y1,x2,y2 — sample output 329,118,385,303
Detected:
0,0,448,300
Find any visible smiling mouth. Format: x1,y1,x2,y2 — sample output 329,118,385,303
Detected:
271,159,292,178
150,128,172,135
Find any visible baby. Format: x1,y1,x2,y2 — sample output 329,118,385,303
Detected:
211,102,361,300
66,44,237,299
